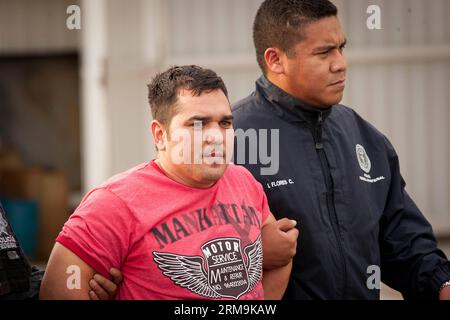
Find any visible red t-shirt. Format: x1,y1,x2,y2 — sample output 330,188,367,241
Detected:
57,161,270,300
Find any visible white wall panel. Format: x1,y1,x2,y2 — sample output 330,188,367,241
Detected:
409,63,429,211
386,0,409,47
427,62,449,231
210,0,234,55
428,0,446,44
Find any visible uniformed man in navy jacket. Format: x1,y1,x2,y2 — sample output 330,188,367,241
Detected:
232,0,450,299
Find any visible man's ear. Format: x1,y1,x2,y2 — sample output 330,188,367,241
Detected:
264,47,286,75
151,120,167,151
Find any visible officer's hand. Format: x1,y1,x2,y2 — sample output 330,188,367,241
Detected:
262,218,299,270
88,268,123,300
440,285,450,300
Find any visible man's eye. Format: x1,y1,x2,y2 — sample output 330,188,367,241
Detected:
191,121,203,128
220,121,232,127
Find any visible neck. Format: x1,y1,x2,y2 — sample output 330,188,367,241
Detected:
155,156,215,189
266,73,329,109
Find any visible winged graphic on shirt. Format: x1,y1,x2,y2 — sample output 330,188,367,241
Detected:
153,235,262,299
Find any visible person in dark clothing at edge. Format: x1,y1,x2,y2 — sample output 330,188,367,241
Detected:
231,0,450,299
0,201,120,300
0,201,42,300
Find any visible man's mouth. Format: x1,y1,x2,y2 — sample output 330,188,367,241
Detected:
203,151,224,158
330,79,346,87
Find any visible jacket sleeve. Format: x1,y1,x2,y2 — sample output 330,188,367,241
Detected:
379,137,450,299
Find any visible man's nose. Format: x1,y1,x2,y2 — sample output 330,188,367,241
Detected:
204,128,224,144
331,52,347,73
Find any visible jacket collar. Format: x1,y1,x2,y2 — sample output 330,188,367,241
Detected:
255,75,332,124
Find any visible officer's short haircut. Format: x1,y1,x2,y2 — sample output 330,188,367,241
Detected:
147,65,228,128
253,0,338,74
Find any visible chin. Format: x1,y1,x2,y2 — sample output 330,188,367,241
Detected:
199,164,228,182
325,95,343,107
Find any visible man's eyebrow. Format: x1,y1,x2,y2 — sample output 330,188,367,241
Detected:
221,115,234,121
186,116,211,122
313,39,347,53
186,114,234,122
185,115,233,123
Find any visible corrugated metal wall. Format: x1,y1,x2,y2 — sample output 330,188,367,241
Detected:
165,0,450,234
0,0,79,53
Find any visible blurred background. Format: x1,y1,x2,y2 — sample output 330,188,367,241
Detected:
0,0,449,299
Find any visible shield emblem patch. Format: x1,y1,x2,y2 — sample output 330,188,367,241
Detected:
201,238,249,299
356,144,371,174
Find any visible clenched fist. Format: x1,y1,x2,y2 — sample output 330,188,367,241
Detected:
262,218,299,270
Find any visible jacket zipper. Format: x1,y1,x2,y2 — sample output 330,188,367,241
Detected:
314,111,348,298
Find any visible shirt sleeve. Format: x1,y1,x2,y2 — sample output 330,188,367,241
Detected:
56,188,136,278
258,183,271,224
239,166,271,225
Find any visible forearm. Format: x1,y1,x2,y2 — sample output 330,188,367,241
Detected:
40,278,90,300
262,260,292,300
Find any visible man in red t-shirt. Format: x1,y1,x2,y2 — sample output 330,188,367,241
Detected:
40,65,298,300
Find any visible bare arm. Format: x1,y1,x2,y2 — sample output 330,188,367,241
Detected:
260,213,298,300
39,243,95,300
262,214,298,269
263,260,293,300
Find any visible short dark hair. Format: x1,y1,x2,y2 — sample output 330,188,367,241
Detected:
147,65,228,126
253,0,338,73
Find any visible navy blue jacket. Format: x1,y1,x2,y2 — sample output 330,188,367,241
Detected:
232,76,450,299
